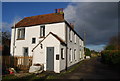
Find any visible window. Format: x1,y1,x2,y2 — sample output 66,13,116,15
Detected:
56,55,59,60
80,49,82,59
61,48,64,59
40,25,45,37
79,39,81,46
23,47,28,56
32,38,36,44
75,34,76,44
74,49,76,60
17,28,25,39
69,49,72,62
69,29,72,42
69,29,71,41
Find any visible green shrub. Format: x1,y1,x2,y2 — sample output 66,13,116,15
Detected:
85,48,91,56
101,50,120,65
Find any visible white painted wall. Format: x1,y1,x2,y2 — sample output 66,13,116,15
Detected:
33,34,60,73
66,25,84,67
60,44,66,71
10,22,66,57
10,21,84,73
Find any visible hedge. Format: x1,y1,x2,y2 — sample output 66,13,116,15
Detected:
101,50,120,65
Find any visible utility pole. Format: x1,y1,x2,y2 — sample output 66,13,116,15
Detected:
84,30,86,58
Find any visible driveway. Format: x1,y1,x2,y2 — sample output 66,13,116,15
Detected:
59,57,120,79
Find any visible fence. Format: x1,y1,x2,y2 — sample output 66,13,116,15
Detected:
2,56,33,71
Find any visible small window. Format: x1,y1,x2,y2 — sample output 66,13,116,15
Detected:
56,55,59,60
69,49,72,62
80,49,82,59
79,39,81,46
61,48,64,59
69,49,71,61
75,34,76,44
40,25,45,37
32,38,36,44
69,29,72,42
74,49,76,60
17,28,25,39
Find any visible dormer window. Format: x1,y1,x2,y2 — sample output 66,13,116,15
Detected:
40,25,45,37
17,28,25,39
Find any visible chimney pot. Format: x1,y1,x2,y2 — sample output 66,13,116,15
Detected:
55,9,57,13
58,9,60,13
70,23,74,29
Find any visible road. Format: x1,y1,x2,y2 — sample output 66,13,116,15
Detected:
59,57,120,79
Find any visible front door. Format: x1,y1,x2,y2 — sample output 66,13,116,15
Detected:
23,47,28,65
23,47,28,56
46,47,54,71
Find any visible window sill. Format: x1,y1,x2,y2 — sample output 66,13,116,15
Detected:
39,37,45,38
70,40,72,42
17,38,25,40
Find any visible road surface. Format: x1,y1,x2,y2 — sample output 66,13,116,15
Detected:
59,57,120,80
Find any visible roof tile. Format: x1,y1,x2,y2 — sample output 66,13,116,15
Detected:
15,13,64,27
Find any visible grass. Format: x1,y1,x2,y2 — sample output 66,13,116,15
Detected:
2,60,85,80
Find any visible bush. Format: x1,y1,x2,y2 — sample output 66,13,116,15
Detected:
101,50,120,65
85,48,91,56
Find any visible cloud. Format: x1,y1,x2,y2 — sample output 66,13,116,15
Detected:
2,22,12,32
64,2,118,46
2,16,22,32
86,44,106,52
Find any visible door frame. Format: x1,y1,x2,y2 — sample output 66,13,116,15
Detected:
23,47,29,56
23,47,29,65
46,47,54,71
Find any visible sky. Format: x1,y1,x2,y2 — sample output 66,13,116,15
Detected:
2,2,119,51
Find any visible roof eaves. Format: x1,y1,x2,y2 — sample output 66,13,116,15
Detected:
64,20,84,41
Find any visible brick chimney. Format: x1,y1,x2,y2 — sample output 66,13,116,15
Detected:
70,23,74,29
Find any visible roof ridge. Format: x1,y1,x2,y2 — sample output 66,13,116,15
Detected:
25,13,62,18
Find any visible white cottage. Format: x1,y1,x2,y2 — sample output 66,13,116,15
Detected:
10,9,85,73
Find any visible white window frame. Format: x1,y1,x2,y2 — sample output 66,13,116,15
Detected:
61,48,64,59
69,29,72,42
17,28,25,39
74,49,76,60
69,48,72,62
40,25,45,37
32,38,36,44
75,34,77,44
70,49,72,62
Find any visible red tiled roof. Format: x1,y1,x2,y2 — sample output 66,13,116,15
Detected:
15,13,65,27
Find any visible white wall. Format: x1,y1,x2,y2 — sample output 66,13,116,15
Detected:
45,22,66,41
33,34,60,73
60,44,66,71
10,21,84,73
66,25,84,67
10,22,66,57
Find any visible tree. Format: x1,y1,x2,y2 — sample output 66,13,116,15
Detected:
105,34,120,50
85,48,91,56
2,31,11,56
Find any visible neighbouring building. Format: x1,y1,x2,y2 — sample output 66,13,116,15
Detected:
10,9,85,73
